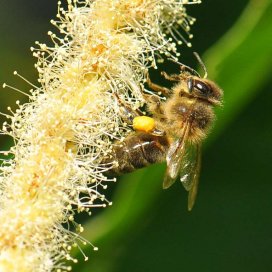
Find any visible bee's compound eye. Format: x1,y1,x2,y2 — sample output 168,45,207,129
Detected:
187,77,194,93
133,116,155,132
194,80,212,96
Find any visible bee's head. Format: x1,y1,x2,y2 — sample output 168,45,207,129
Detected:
168,53,223,105
186,76,223,105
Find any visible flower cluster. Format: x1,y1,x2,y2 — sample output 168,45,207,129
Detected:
0,0,199,271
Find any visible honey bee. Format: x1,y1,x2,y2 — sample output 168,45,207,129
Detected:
108,54,223,210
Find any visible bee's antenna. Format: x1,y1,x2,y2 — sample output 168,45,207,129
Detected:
193,52,208,79
167,57,201,78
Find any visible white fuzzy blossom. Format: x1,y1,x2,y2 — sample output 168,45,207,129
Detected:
0,0,199,271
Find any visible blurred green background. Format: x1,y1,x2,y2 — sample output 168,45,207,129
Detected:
1,0,272,271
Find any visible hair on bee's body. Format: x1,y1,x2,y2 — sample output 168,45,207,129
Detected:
157,75,222,143
108,59,223,210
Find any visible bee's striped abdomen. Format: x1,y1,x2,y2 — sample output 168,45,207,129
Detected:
110,132,169,175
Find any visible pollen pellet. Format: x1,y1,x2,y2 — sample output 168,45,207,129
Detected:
133,116,155,132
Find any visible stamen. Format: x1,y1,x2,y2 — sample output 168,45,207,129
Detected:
13,71,38,89
2,83,30,97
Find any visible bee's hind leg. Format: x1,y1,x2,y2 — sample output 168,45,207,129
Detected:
113,92,143,125
114,88,165,137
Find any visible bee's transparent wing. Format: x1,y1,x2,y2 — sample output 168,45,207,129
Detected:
163,122,190,189
180,144,201,211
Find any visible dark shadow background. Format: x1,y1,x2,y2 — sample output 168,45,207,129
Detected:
1,1,272,272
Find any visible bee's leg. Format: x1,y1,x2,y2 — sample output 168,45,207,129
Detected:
139,84,164,116
161,71,180,81
146,72,171,96
114,93,143,124
144,94,163,115
115,91,165,136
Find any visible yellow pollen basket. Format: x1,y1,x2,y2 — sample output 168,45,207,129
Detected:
133,116,155,132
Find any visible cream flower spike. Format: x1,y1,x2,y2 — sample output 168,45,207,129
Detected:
0,0,200,271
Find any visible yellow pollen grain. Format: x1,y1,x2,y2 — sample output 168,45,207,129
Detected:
133,116,155,132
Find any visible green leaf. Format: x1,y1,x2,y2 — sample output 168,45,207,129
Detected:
204,0,272,143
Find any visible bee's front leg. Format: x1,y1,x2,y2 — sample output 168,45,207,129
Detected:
146,72,171,97
161,71,180,82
